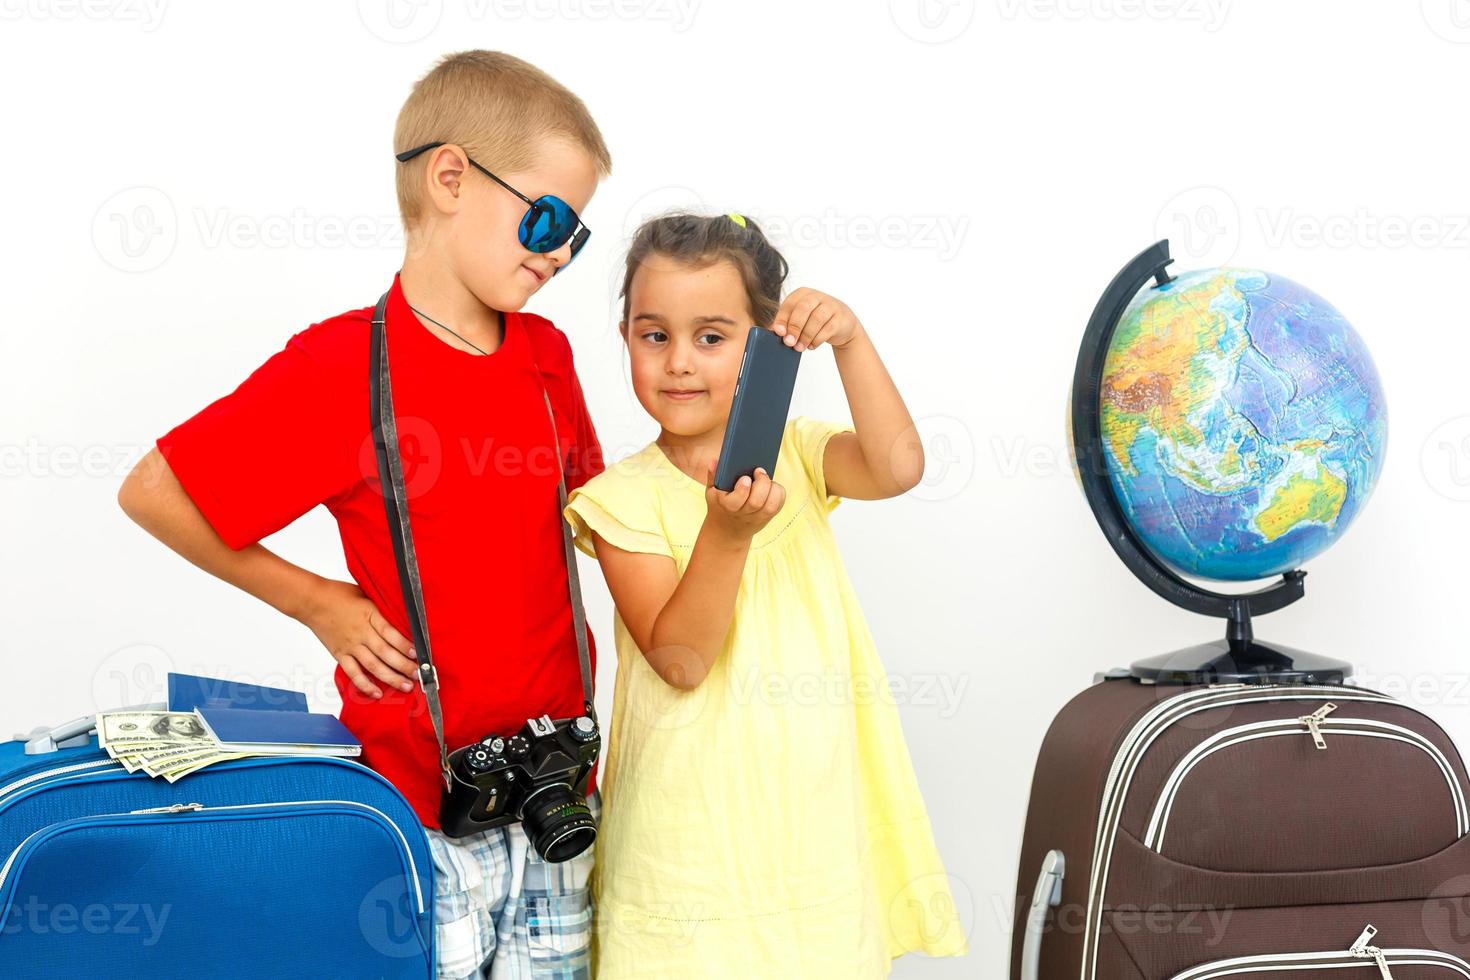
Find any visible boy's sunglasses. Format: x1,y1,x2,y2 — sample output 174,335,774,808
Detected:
395,141,590,273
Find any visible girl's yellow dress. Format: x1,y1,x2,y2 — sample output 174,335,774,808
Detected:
564,416,968,979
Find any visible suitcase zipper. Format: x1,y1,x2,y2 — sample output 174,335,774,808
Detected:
0,757,122,801
1166,923,1470,979
1144,714,1469,851
0,798,425,914
1081,684,1402,980
1350,925,1395,980
1301,701,1338,749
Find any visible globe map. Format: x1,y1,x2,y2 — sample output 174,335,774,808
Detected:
1097,267,1387,582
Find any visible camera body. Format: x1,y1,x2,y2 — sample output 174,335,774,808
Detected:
439,713,600,861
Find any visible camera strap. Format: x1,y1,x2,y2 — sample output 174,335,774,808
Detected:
369,289,597,793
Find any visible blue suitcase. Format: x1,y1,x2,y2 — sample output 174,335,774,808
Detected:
0,706,435,978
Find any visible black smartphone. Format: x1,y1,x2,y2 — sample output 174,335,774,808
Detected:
713,326,801,492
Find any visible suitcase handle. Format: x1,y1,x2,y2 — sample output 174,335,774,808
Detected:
1020,849,1065,980
19,701,167,755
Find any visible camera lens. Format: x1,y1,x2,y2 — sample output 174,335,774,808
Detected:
522,783,597,863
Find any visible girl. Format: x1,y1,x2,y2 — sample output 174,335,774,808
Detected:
564,213,967,977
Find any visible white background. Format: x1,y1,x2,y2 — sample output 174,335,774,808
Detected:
4,1,1470,975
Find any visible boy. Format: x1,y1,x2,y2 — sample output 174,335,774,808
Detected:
118,50,611,979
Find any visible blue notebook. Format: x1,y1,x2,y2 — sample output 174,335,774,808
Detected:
196,705,360,756
168,672,309,714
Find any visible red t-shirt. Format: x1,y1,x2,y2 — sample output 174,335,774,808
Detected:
155,273,604,828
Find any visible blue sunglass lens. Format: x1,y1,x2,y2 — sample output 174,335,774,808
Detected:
520,197,578,252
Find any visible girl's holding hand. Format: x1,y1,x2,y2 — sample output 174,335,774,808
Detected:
564,213,967,978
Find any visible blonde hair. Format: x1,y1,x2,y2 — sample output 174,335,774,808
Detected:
393,50,612,227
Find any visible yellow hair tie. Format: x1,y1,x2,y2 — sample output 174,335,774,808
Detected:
727,212,747,228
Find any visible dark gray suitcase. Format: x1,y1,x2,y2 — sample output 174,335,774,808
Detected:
1012,675,1470,979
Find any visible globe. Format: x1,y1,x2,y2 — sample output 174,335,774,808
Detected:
1093,267,1387,582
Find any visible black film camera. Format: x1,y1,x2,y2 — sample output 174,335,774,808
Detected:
439,713,600,861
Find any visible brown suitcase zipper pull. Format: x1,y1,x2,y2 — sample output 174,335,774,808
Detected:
1299,702,1338,750
1349,924,1395,979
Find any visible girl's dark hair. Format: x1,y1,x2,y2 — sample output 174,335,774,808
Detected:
620,212,790,328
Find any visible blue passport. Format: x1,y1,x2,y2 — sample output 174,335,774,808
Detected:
196,705,360,756
168,672,309,714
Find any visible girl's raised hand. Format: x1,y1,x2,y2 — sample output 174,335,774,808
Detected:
702,458,786,543
770,287,864,352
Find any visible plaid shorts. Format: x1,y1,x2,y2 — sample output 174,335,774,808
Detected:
425,789,600,980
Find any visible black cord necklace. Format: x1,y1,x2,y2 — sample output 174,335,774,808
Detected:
409,304,499,355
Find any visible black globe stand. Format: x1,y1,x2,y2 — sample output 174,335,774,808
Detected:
1072,240,1351,686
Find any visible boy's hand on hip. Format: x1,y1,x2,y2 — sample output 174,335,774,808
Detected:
703,459,785,544
298,578,419,699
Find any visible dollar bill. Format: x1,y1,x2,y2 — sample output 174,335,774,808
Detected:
95,707,318,783
98,711,213,750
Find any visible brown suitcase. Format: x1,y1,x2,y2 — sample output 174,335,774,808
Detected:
1011,675,1470,979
